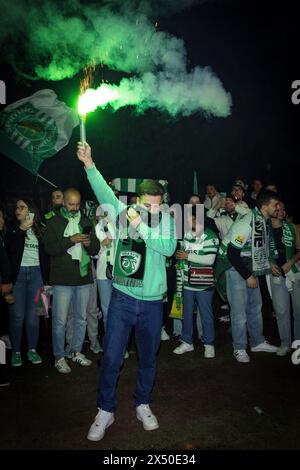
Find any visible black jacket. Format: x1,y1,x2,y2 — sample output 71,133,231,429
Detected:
43,211,100,286
0,234,12,284
5,224,49,284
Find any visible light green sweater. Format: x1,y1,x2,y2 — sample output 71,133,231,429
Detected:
86,164,176,300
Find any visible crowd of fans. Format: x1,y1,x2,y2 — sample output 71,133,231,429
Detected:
0,176,299,388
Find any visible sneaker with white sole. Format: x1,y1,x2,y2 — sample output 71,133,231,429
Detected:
276,345,291,356
250,341,278,353
173,341,194,355
72,352,92,366
27,349,42,364
87,409,115,441
234,349,250,363
55,357,71,374
136,404,159,431
204,344,215,358
161,327,170,341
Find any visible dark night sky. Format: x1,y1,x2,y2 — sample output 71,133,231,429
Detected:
0,0,299,216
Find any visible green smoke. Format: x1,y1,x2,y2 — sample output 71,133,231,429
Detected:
0,0,232,117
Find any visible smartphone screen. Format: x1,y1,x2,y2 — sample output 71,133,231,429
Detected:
27,212,35,222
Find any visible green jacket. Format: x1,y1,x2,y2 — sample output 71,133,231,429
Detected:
43,211,100,286
86,164,177,300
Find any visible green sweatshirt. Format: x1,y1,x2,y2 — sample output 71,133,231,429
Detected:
86,164,176,300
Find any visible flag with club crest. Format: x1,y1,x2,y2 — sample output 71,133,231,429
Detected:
0,89,79,175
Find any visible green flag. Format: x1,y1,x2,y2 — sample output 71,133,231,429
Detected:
193,170,199,194
0,89,79,175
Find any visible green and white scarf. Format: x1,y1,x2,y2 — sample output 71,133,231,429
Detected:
251,207,271,276
60,207,91,277
113,208,146,287
270,221,299,274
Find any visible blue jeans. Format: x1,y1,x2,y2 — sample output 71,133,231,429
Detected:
52,284,91,359
66,278,101,347
270,275,300,346
182,288,214,345
97,288,163,412
173,318,182,336
9,266,43,353
226,268,265,350
97,279,113,331
173,311,203,338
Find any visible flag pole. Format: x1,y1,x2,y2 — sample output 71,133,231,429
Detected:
37,174,58,188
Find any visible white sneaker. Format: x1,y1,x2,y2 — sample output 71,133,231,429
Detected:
87,409,115,441
234,350,250,363
276,345,291,356
90,340,103,354
173,341,194,355
204,344,215,358
136,404,159,431
55,357,71,374
161,327,170,341
72,352,92,366
251,341,278,353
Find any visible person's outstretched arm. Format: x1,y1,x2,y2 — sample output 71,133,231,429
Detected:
77,142,125,216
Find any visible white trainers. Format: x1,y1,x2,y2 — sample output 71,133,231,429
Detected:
204,344,215,358
55,357,71,374
136,404,159,431
161,327,170,341
234,350,250,363
250,341,278,353
276,345,291,356
173,341,194,355
87,409,115,441
72,352,92,366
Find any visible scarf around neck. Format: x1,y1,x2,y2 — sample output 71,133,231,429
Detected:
251,207,271,276
270,221,299,274
113,208,146,287
60,207,90,277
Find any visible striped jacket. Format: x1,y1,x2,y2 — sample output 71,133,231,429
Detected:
179,228,219,292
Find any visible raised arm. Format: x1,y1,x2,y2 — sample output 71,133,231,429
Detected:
77,142,125,215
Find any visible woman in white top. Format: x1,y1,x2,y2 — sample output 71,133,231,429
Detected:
5,199,48,368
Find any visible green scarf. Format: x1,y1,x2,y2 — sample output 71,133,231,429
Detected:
270,221,298,274
60,207,91,278
113,207,153,287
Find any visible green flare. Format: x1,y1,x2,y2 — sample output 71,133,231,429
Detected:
78,85,120,115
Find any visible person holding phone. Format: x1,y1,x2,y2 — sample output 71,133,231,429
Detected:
43,188,100,374
5,199,49,367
